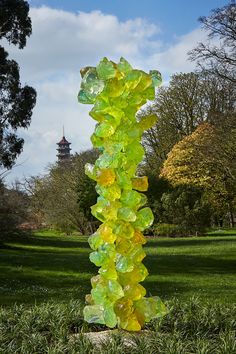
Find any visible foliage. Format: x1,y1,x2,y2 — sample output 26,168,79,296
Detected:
0,297,236,353
0,179,29,235
161,121,236,226
27,149,99,234
160,185,211,235
141,71,235,173
189,2,236,83
144,172,211,235
151,223,180,237
0,0,36,169
0,0,32,48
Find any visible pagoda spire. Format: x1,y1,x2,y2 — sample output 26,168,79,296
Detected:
56,128,71,163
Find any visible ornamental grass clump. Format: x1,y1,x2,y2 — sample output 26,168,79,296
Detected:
78,57,166,331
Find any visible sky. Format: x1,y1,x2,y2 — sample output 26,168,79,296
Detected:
3,0,228,184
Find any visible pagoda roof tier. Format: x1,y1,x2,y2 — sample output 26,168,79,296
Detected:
57,136,71,145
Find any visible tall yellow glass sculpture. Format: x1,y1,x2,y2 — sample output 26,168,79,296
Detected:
78,57,166,331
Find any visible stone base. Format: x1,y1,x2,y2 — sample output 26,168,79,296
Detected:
72,329,153,348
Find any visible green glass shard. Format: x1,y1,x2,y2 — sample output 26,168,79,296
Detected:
120,190,141,208
133,207,154,230
97,57,117,80
117,207,136,222
117,57,133,74
149,70,162,87
83,304,105,324
95,122,115,138
104,305,117,328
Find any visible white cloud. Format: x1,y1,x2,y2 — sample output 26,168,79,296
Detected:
7,7,160,81
3,6,206,184
148,28,207,77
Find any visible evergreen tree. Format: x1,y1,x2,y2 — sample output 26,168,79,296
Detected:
0,0,36,169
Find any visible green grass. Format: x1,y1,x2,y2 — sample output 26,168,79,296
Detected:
0,229,236,305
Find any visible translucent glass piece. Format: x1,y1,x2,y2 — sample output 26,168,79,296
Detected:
149,70,162,87
96,168,116,186
117,207,136,222
97,57,117,80
120,190,141,209
95,122,115,138
138,114,157,131
83,305,105,324
78,67,105,104
117,57,133,74
84,163,96,180
96,184,121,201
132,176,149,191
123,284,146,301
88,232,103,250
104,305,117,328
116,254,134,273
133,207,154,230
134,296,167,323
98,223,116,243
112,220,134,239
108,279,124,300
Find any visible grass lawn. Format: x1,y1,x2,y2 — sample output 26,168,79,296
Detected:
1,230,236,353
0,229,236,305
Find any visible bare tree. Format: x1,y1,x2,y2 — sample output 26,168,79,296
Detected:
189,2,236,83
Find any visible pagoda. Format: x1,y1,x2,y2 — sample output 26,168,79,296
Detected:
56,128,71,163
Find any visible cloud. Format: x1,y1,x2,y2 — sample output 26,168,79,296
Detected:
3,6,206,184
147,28,207,77
7,7,160,81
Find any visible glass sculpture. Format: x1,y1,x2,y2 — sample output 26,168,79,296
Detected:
78,57,166,331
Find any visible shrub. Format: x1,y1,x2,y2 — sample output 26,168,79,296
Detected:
151,223,197,237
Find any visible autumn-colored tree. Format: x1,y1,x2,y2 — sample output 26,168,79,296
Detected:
161,120,236,226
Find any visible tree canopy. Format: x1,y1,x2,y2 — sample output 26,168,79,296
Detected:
189,2,236,83
28,150,99,234
0,0,36,169
161,120,236,226
142,70,235,173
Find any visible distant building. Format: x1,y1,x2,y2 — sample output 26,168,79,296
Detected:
56,131,71,163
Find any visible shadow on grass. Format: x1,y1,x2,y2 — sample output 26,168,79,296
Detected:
144,253,236,277
1,233,89,250
146,236,236,249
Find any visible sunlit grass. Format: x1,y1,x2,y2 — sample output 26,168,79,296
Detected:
0,229,236,305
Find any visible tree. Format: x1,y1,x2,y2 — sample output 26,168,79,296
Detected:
160,185,211,234
0,179,29,236
28,150,99,234
139,71,236,174
0,0,36,169
141,170,212,235
161,121,236,226
189,2,236,83
142,73,205,172
141,71,235,172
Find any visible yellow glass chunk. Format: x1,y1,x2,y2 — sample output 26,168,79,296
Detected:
132,176,149,191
